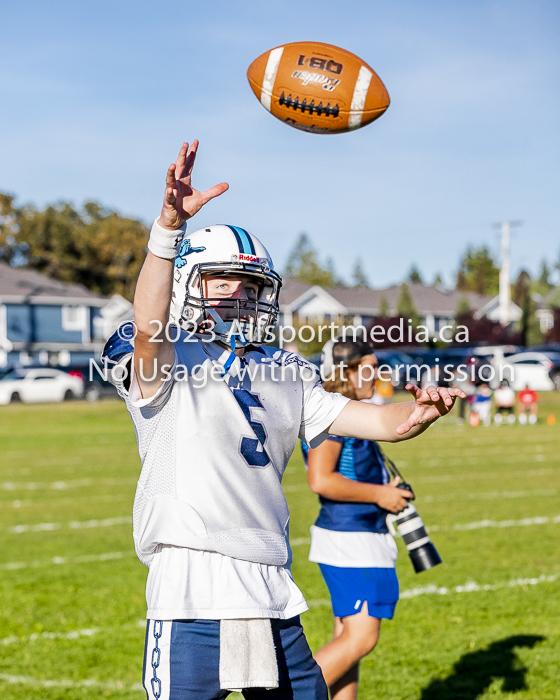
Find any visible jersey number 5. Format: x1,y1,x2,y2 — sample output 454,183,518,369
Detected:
232,389,271,468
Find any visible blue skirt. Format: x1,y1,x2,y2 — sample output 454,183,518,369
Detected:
319,564,399,620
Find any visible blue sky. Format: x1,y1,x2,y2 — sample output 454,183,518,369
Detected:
0,0,558,287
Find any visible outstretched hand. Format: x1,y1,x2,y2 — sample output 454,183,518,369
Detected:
159,141,229,230
395,384,467,435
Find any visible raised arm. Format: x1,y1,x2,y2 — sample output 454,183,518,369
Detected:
133,141,228,398
329,384,466,442
307,439,413,512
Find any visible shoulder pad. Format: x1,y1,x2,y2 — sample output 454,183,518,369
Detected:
102,322,135,364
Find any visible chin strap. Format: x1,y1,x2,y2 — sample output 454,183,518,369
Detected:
207,309,247,376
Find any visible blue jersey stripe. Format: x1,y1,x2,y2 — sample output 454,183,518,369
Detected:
338,439,357,481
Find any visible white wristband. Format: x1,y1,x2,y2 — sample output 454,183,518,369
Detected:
147,218,187,260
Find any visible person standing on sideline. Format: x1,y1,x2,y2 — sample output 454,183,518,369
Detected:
302,339,411,700
518,384,539,424
450,368,475,424
472,382,492,427
103,141,465,700
494,380,516,424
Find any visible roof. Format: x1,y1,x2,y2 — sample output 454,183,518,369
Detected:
278,277,313,306
279,278,492,316
0,261,107,305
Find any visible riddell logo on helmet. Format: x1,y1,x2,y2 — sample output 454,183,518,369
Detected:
239,253,261,263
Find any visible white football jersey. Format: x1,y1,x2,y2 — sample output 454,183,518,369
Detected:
102,326,349,569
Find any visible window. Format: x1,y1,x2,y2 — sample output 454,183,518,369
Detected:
62,306,86,331
1,371,24,381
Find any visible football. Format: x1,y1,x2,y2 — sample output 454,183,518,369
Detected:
247,41,390,135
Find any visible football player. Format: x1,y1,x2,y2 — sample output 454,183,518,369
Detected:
103,141,465,700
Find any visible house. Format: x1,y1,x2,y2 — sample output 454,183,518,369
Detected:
278,279,508,335
0,262,132,367
535,287,560,334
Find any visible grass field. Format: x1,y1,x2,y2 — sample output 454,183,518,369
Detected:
0,393,559,699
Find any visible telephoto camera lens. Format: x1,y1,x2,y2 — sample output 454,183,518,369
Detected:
386,486,442,573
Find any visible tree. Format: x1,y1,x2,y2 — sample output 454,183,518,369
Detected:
0,192,149,299
407,264,423,284
533,260,553,296
396,283,421,326
513,270,543,347
456,297,472,315
456,246,500,296
351,258,370,287
454,310,521,346
378,294,389,317
284,232,341,287
0,193,28,265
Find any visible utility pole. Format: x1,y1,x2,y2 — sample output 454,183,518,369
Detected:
494,220,522,326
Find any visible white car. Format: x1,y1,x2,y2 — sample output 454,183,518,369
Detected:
0,368,84,405
497,352,556,391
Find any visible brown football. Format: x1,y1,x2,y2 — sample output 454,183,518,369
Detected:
247,41,390,134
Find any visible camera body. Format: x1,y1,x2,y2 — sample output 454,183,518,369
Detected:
386,481,442,573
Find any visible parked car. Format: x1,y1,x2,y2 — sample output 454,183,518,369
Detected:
62,363,120,402
0,366,14,381
498,352,558,391
0,368,84,405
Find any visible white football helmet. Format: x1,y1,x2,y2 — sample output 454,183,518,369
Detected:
169,224,282,347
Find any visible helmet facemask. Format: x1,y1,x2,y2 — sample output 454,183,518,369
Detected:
176,261,281,348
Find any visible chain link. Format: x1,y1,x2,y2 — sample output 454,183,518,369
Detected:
151,620,163,699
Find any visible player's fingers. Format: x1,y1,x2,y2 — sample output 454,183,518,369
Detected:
389,476,401,487
165,164,177,188
164,187,176,205
183,140,199,178
175,142,189,177
200,182,230,203
438,387,453,406
425,385,441,402
405,383,420,399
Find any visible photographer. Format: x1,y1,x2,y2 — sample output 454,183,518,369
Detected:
303,340,412,700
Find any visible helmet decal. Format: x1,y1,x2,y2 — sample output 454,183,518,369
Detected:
225,225,257,256
175,239,207,268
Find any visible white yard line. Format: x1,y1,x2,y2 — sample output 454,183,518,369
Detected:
291,512,560,546
1,494,129,509
415,466,559,484
284,469,559,493
9,516,131,534
307,572,558,607
429,515,560,532
422,488,557,503
1,628,98,646
0,673,142,691
0,550,135,571
400,573,558,599
1,476,135,492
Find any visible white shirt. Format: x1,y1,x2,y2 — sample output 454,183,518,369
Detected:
146,545,308,620
495,386,515,407
309,527,398,568
305,396,397,570
104,332,349,619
